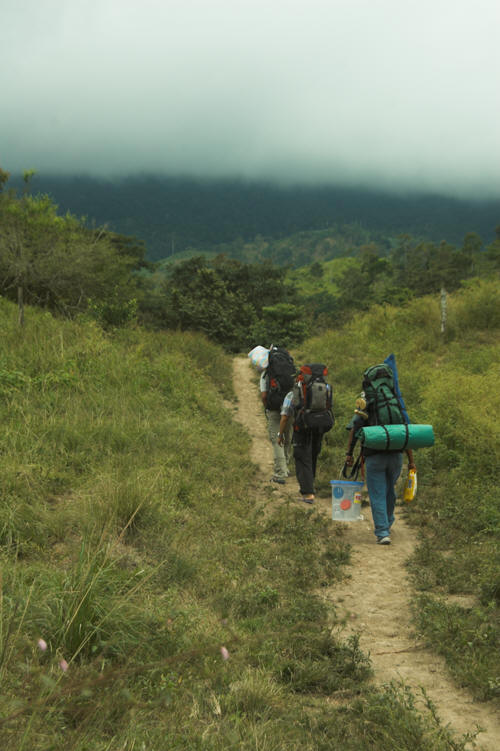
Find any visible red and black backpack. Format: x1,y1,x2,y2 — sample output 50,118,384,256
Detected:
293,364,334,433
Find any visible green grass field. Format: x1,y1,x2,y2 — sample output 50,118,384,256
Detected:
0,278,498,749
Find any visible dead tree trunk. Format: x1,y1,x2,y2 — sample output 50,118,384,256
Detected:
440,287,447,335
18,284,25,327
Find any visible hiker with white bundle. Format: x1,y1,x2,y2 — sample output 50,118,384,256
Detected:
278,363,334,504
344,359,422,545
248,344,296,484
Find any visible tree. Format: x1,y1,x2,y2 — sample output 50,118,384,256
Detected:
0,185,142,324
160,257,257,350
309,261,324,278
0,191,61,325
360,243,389,283
333,245,390,315
252,303,309,348
156,255,303,351
462,232,482,255
0,168,10,192
486,225,500,269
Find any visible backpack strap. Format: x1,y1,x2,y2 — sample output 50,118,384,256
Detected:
379,423,410,449
401,423,410,449
380,425,390,450
342,451,362,481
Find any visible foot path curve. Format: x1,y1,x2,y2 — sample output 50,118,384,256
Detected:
231,355,500,751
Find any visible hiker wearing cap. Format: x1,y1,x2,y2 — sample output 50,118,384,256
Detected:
278,364,334,503
345,363,416,545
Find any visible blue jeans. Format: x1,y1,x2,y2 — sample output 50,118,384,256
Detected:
364,452,403,539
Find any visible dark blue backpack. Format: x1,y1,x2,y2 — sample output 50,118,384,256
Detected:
265,346,295,411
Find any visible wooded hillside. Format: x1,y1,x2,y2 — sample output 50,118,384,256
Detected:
11,173,500,262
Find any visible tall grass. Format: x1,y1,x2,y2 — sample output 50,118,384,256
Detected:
0,290,491,750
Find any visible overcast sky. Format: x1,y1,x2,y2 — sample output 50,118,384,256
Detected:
2,0,500,196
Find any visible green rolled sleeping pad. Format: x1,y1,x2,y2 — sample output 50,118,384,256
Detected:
358,424,435,450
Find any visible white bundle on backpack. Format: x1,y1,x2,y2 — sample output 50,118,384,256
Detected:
248,346,269,372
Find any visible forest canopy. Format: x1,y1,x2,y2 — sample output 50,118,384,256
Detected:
1,168,499,350
9,173,500,262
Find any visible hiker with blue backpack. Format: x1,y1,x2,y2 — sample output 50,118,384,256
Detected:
278,363,335,504
344,361,416,545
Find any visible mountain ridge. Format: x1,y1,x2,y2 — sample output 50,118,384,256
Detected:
11,173,500,262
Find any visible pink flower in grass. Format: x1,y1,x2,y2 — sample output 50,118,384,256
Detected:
220,646,229,661
59,659,69,672
37,638,48,652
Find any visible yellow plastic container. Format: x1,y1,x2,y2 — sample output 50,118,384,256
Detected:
403,469,417,502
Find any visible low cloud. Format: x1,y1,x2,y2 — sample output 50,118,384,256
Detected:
2,0,500,197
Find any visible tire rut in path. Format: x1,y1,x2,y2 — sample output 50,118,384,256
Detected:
231,355,500,751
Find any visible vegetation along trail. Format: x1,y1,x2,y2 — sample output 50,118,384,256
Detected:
231,354,500,751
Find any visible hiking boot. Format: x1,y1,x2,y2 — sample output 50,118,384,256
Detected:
271,477,286,485
377,536,391,545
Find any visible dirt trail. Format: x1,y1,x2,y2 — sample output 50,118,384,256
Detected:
231,355,500,751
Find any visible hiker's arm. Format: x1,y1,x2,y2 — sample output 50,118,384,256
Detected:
260,370,269,408
345,427,357,465
406,449,416,471
277,414,289,446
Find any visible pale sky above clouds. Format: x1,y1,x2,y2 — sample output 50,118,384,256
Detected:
2,0,500,196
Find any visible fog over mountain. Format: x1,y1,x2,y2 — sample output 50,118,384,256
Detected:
2,0,500,198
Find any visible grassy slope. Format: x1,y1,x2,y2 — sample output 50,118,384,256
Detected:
0,292,494,750
293,277,500,702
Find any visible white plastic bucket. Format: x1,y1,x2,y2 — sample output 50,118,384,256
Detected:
330,480,364,521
